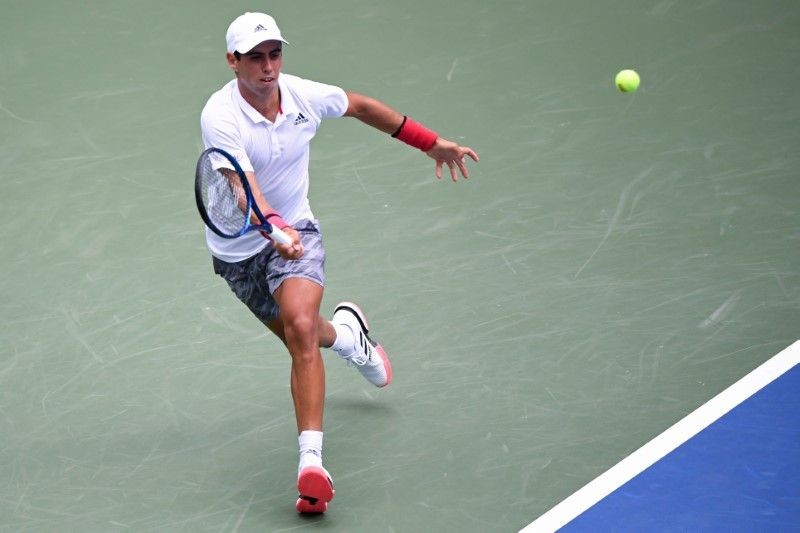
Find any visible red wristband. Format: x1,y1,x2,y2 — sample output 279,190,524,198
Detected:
393,116,438,152
264,211,290,230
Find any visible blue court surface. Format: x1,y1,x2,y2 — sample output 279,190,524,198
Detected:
523,341,800,532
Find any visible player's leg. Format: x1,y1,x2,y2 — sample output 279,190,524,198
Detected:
261,220,337,513
272,277,327,432
271,278,336,513
262,311,336,349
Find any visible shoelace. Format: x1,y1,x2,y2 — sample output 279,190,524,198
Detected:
347,350,370,366
344,331,373,366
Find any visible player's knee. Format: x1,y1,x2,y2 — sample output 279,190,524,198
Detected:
282,312,319,342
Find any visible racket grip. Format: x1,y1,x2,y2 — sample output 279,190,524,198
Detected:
269,226,293,246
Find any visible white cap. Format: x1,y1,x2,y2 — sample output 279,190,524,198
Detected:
226,12,288,54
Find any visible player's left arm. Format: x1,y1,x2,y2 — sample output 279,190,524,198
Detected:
344,91,479,181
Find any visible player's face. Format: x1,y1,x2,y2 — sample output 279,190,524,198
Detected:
228,40,283,99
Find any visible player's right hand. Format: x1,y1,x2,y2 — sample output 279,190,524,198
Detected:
274,227,304,260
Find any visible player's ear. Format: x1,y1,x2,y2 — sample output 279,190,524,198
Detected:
226,52,238,72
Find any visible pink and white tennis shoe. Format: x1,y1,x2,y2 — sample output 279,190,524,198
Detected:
296,465,334,514
332,302,392,388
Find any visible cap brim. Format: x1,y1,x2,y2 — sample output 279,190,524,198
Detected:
233,34,289,53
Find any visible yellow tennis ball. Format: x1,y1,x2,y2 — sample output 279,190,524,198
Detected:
615,69,640,93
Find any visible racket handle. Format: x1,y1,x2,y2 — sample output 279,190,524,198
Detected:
269,226,293,246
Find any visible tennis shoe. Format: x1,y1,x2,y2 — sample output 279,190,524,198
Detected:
332,302,392,388
296,465,334,514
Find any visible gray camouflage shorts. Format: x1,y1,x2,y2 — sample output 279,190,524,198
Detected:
212,219,325,322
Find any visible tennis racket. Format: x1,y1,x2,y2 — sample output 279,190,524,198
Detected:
194,147,293,246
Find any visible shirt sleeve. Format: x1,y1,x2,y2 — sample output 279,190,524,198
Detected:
292,77,348,120
200,96,254,173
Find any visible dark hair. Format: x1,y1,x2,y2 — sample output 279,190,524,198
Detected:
233,51,242,60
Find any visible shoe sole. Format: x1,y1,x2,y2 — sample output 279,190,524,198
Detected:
296,466,334,514
334,302,393,387
371,343,393,387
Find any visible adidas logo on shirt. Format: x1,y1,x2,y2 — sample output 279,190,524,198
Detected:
294,113,309,125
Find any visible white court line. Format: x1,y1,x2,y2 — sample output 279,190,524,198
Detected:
521,340,800,533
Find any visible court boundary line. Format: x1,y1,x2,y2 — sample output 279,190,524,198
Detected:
520,340,800,532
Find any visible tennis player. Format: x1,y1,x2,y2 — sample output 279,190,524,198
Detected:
200,12,479,514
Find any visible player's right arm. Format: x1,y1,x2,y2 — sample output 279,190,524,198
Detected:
201,107,303,258
241,169,304,259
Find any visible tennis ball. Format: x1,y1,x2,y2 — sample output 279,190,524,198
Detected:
615,69,640,93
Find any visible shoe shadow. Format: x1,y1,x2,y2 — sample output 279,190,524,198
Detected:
325,394,398,416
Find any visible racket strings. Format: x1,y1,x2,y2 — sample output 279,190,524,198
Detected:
198,154,248,236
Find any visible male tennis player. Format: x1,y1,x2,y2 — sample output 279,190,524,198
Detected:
200,12,478,514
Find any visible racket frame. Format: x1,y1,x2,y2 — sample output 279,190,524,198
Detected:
195,147,292,245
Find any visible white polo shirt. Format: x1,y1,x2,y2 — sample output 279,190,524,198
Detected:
200,73,348,262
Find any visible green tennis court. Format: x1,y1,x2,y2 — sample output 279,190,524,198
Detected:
1,1,798,531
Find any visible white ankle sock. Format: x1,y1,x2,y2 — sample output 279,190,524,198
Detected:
298,430,323,472
329,321,355,358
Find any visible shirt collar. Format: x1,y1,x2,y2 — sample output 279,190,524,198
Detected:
231,76,300,126
275,76,301,120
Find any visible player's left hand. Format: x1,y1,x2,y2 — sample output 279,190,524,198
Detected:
426,138,479,181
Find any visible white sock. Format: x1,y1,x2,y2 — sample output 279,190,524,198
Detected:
329,321,355,358
298,430,323,472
